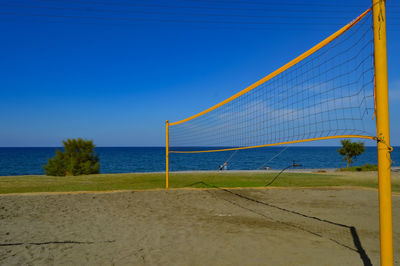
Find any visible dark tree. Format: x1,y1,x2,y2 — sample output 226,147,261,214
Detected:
43,138,100,176
338,139,366,168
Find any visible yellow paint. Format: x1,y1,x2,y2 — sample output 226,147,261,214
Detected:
166,120,169,189
170,135,376,153
169,8,372,126
373,0,393,265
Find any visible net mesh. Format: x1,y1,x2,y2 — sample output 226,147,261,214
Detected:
169,11,375,151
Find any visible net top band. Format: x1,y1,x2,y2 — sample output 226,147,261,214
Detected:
169,7,372,126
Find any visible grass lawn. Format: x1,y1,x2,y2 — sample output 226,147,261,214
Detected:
0,171,399,194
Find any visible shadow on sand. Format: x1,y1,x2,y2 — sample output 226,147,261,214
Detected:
187,181,372,266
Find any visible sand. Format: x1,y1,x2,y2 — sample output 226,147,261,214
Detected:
0,187,399,265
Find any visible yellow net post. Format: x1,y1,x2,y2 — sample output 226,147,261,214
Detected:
166,120,169,189
373,0,393,265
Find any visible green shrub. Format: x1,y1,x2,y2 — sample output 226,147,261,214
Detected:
339,163,377,172
43,138,100,176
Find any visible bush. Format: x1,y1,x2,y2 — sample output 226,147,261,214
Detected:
339,163,377,172
43,138,100,176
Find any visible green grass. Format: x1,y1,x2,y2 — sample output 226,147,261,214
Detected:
0,171,398,194
339,163,378,172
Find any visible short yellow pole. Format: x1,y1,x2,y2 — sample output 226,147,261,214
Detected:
373,1,393,265
166,120,169,189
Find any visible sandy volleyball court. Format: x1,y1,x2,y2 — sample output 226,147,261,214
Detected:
0,187,399,265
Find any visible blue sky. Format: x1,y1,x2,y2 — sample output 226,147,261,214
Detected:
1,0,399,147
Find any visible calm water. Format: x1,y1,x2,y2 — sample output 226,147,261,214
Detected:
0,146,399,176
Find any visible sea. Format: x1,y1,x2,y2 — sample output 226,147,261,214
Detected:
0,146,399,176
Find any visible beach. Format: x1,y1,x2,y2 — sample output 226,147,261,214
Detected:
0,184,399,265
2,1,399,264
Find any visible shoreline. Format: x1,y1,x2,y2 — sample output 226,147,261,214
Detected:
2,166,400,178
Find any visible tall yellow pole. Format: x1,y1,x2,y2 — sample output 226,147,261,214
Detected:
373,1,393,265
166,120,169,189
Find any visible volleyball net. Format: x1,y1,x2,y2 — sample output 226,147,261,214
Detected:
168,8,376,154
165,3,394,264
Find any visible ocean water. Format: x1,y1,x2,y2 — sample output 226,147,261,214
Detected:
0,146,398,176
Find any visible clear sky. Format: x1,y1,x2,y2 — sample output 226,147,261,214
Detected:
1,0,399,147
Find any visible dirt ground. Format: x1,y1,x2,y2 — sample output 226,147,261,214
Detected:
0,187,399,266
